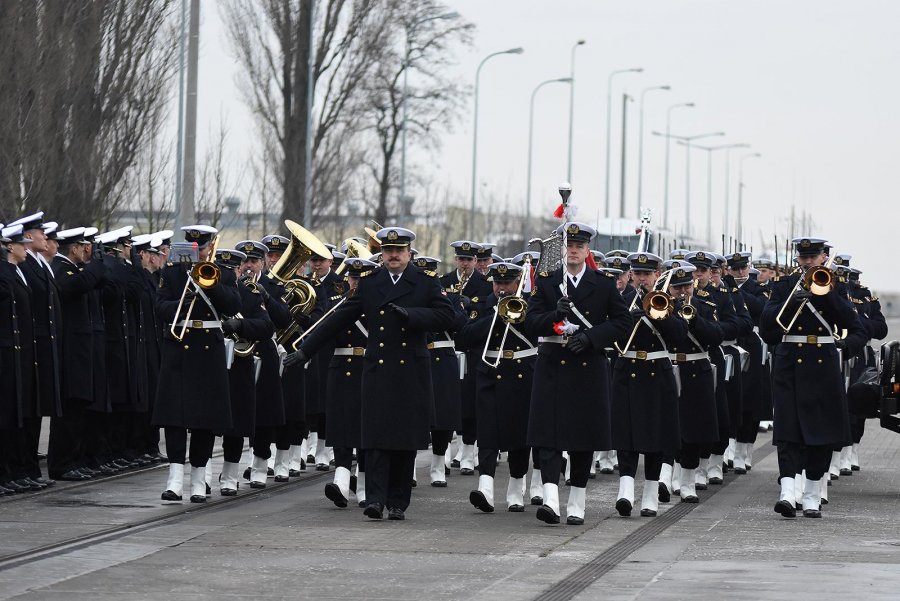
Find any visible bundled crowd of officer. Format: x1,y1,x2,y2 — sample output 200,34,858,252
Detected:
0,211,888,524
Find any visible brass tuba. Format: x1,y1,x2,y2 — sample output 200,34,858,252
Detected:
268,220,332,347
334,237,373,276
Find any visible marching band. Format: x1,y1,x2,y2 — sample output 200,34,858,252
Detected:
0,205,889,525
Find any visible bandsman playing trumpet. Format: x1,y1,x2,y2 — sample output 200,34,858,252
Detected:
612,253,686,517
760,237,866,518
526,222,631,525
152,225,241,503
665,263,723,505
213,248,274,495
458,262,538,514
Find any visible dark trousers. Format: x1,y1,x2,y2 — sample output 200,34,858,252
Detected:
48,407,85,476
461,417,477,445
478,447,530,479
164,427,215,467
22,417,42,478
364,449,416,511
334,447,364,472
677,443,703,470
276,420,307,448
617,451,663,480
222,436,244,463
777,442,831,481
252,425,277,458
431,430,452,455
736,414,760,444
538,448,592,488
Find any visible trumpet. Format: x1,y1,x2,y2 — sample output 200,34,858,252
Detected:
774,259,835,332
230,313,257,358
481,257,530,368
678,297,696,321
446,269,472,294
170,235,222,342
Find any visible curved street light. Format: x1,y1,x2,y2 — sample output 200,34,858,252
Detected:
526,77,573,231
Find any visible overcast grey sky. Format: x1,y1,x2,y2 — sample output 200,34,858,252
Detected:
189,0,899,292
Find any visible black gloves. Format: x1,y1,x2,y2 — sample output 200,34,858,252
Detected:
793,288,812,301
222,318,241,336
835,338,847,351
283,349,308,368
387,303,409,321
458,295,472,310
566,331,591,354
630,306,646,319
722,274,738,289
256,283,271,302
555,297,573,321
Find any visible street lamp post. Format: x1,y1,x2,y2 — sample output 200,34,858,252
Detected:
526,77,573,235
688,143,749,247
566,40,586,183
636,84,670,217
657,130,723,237
603,67,642,220
468,47,524,239
737,152,762,244
400,11,459,211
662,102,694,229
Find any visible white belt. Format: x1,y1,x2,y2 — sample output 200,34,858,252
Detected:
620,350,670,361
173,320,221,330
428,340,456,350
539,336,567,344
333,347,365,356
782,335,835,345
483,348,538,360
669,351,709,363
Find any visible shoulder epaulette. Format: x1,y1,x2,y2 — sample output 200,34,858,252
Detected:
703,299,718,308
539,271,550,278
696,289,709,297
600,270,615,278
719,287,728,293
360,269,375,278
423,269,438,277
851,297,864,304
471,296,480,303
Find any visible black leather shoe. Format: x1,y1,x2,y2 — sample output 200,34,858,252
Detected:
17,478,43,491
315,463,330,472
681,495,699,504
205,482,211,496
57,470,90,481
459,468,474,476
774,499,796,518
696,482,708,491
431,480,447,488
3,480,27,493
588,473,596,479
364,502,384,519
307,454,316,464
220,487,237,497
839,468,852,476
708,476,723,485
599,468,614,475
535,505,560,524
734,467,747,475
564,478,571,486
566,516,584,526
190,494,206,503
851,464,860,471
79,466,98,476
289,469,304,477
112,459,133,470
821,497,829,505
0,484,14,496
243,467,251,481
324,482,348,508
802,508,821,518
76,469,95,479
508,504,525,513
410,479,417,488
530,495,543,506
358,500,367,508
450,459,460,468
658,482,670,503
274,475,289,483
161,490,182,501
267,467,275,476
249,480,266,489
640,508,657,517
469,490,494,513
99,463,119,474
388,507,405,520
615,498,633,517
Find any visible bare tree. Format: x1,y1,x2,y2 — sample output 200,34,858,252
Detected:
0,1,178,226
220,0,393,229
195,116,246,229
119,125,176,232
358,0,473,226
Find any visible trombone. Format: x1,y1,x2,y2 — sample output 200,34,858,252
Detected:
170,235,222,342
481,257,530,368
774,256,836,332
615,268,676,355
